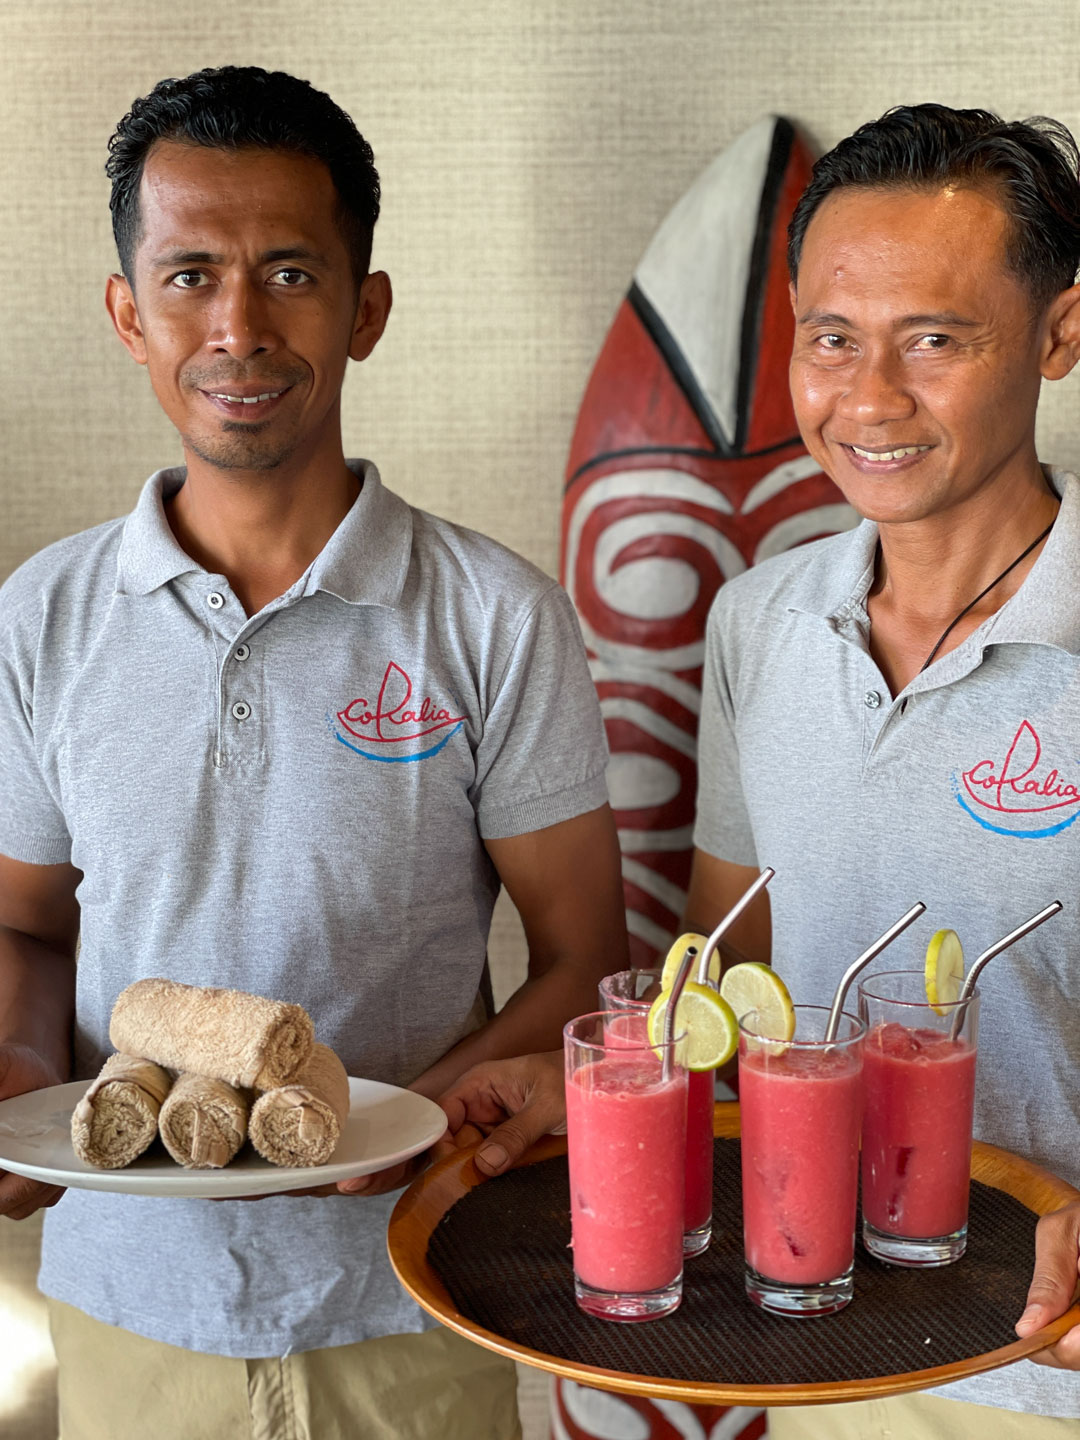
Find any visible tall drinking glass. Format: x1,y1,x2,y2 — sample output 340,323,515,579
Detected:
858,970,979,1266
564,1011,687,1321
739,1005,865,1316
599,968,714,1256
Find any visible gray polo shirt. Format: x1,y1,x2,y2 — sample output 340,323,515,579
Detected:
0,460,609,1357
695,465,1080,1417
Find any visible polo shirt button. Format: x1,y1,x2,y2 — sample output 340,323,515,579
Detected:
231,700,252,721
864,690,882,709
207,592,225,610
234,644,251,662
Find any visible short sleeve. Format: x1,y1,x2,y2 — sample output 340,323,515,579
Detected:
0,590,72,864
692,597,758,866
472,586,609,839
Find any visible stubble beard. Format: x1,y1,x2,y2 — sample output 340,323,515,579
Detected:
184,421,297,473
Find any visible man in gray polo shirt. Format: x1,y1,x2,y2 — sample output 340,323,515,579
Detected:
687,104,1080,1435
0,67,623,1439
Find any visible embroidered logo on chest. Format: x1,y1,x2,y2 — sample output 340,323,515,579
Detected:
954,719,1080,837
329,662,465,764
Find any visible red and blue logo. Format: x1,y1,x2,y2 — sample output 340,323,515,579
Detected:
954,719,1080,838
330,661,465,764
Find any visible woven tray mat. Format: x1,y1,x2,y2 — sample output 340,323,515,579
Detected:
427,1138,1034,1385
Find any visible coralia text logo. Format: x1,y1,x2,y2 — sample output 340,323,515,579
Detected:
954,718,1080,838
329,661,464,764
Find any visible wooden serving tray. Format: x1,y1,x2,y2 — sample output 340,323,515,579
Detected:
387,1102,1080,1405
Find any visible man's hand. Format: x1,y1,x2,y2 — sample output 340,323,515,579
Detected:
336,1051,567,1195
1015,1200,1080,1368
432,1051,566,1176
334,1152,433,1198
0,1042,66,1220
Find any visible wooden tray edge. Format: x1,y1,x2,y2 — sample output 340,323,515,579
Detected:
386,1104,1080,1405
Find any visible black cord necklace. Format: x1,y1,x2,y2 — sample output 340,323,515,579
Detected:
917,518,1055,673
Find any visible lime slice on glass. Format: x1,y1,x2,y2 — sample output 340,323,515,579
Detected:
925,928,964,1014
646,982,738,1072
719,962,796,1041
659,932,715,989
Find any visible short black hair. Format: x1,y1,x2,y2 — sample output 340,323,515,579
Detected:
788,104,1080,312
106,66,380,285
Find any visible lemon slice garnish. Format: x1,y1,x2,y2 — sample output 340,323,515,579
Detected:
719,962,796,1042
646,981,739,1072
925,928,964,1014
659,932,715,989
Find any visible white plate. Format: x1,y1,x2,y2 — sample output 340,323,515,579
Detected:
0,1078,448,1198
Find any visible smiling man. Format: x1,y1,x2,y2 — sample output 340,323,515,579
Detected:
0,67,625,1440
685,104,1080,1436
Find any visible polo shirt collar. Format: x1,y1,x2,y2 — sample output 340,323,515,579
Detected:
115,466,199,595
304,460,413,608
978,467,1080,654
786,517,878,627
115,458,413,609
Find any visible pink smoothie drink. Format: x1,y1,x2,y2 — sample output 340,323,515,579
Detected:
566,1051,687,1293
862,1022,977,1239
740,1042,863,1285
599,973,714,1243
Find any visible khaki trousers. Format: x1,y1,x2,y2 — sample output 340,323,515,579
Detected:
47,1297,521,1440
768,1389,1080,1439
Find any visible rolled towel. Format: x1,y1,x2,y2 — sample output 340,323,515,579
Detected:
110,978,314,1089
158,1072,249,1169
250,1043,350,1167
71,1052,172,1169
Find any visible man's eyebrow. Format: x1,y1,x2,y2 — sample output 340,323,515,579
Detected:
797,308,980,328
895,312,980,328
149,247,328,269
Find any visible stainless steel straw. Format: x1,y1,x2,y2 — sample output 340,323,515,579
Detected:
695,867,776,985
948,901,1062,1041
661,943,697,1081
823,902,927,1042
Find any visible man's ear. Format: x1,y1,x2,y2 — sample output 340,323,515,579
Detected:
1040,281,1080,381
349,270,392,363
789,279,798,316
105,273,148,366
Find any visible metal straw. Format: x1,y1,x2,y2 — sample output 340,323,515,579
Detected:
695,867,776,985
948,900,1062,1041
824,902,927,1042
661,944,697,1082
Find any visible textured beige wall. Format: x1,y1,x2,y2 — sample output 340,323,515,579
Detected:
5,0,1080,584
4,2,1080,1436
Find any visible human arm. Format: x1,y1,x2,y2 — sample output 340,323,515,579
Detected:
0,854,79,1219
401,802,626,1101
1014,1202,1080,1368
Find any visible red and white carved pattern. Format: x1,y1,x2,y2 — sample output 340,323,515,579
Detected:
560,118,855,969
551,1378,766,1440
